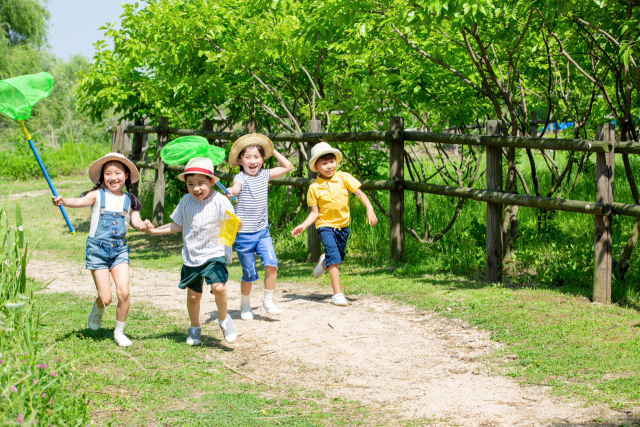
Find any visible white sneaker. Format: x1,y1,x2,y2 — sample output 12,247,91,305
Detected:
331,293,348,306
263,301,283,315
88,301,104,331
313,254,327,278
219,316,237,343
114,332,132,347
240,306,254,321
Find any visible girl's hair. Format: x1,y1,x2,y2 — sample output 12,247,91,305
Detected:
80,161,142,211
237,145,265,172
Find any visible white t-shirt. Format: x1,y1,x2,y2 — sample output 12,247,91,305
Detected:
171,191,234,267
89,188,132,238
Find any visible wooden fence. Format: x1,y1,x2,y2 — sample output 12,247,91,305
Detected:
107,117,640,304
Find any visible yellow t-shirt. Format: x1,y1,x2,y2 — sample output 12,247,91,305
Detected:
307,171,362,228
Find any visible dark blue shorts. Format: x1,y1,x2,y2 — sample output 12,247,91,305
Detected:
317,226,350,267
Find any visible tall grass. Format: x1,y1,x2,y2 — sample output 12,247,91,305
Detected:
0,197,89,425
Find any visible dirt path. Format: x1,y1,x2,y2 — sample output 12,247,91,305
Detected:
28,254,618,426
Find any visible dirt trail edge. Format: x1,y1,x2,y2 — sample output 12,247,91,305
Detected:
29,255,617,426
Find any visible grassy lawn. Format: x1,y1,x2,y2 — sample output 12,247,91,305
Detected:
36,288,391,426
2,175,640,413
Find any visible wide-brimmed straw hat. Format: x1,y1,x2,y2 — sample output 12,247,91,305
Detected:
229,133,274,167
308,142,343,172
88,153,140,185
177,157,220,183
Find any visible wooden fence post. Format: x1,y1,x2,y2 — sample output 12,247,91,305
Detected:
152,117,168,226
130,118,144,197
390,117,405,263
306,119,322,262
593,123,615,303
244,121,257,134
110,118,117,152
486,120,503,282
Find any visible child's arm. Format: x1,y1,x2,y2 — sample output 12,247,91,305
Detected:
291,206,319,237
51,191,97,209
226,180,242,198
269,150,294,180
129,211,155,232
238,218,243,232
354,189,378,226
147,222,183,235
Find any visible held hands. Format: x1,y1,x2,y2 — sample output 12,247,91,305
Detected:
138,219,155,233
291,224,306,237
51,196,64,207
366,209,378,226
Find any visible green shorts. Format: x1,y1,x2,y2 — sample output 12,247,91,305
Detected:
179,257,228,294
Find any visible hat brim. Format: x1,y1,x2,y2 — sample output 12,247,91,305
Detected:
177,171,220,184
88,154,140,185
229,134,274,167
309,148,343,172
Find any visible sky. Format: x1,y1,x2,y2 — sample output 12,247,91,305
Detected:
48,1,144,60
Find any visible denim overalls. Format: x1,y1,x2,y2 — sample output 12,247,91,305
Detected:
85,189,131,270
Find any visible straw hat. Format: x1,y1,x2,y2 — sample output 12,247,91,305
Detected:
177,157,219,183
89,153,140,185
308,142,343,172
229,133,274,167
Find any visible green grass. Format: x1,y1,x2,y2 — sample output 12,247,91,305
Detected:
3,150,640,413
36,289,386,426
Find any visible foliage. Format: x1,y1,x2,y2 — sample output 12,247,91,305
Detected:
0,197,90,425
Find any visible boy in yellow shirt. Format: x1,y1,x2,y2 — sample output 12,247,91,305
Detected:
291,143,378,306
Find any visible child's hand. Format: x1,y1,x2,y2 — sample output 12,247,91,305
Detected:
366,209,378,226
291,225,306,237
139,219,154,232
51,196,64,207
225,193,234,200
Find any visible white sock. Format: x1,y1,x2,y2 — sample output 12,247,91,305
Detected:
114,321,132,347
190,326,201,334
263,289,283,314
241,293,251,311
115,320,126,334
218,315,227,325
264,289,275,304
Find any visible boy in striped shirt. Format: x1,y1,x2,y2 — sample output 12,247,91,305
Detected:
148,157,242,344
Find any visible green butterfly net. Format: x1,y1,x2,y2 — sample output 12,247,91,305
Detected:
160,136,225,166
0,72,54,120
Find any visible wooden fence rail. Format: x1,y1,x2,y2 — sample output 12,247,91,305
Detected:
108,117,640,304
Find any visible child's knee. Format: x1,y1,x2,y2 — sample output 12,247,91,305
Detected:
210,283,226,296
187,289,202,302
265,265,277,274
116,288,130,302
101,294,113,306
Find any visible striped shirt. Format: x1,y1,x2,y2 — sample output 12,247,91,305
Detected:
233,169,271,233
171,191,234,267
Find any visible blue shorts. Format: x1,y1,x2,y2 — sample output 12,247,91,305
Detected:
317,226,350,267
85,237,130,270
233,227,278,283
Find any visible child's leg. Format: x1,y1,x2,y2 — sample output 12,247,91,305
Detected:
211,282,228,321
91,269,113,308
110,263,132,347
255,230,282,314
235,233,261,320
186,286,203,327
88,269,112,330
328,264,341,294
212,282,237,343
110,263,130,322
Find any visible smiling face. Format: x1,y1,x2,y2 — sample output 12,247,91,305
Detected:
185,174,213,200
315,156,337,179
238,146,265,177
102,161,129,193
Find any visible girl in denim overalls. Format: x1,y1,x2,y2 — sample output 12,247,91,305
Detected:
52,153,153,347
